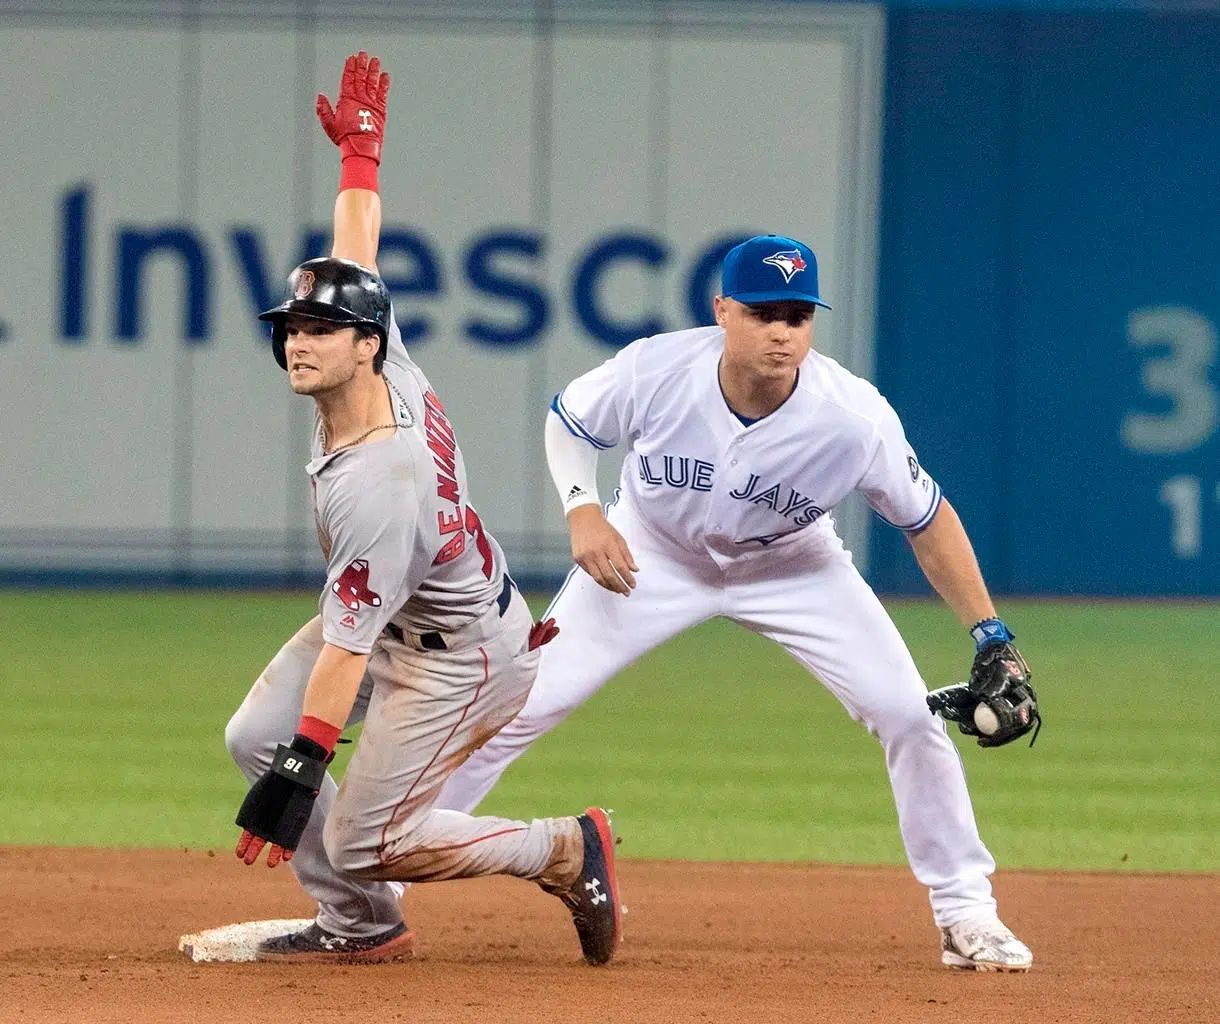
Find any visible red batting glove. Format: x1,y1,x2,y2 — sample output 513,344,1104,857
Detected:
528,618,560,651
234,829,294,868
315,50,391,164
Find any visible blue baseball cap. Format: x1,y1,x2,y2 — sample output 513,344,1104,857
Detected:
720,235,831,309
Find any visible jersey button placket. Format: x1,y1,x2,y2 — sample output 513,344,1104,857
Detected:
708,437,740,539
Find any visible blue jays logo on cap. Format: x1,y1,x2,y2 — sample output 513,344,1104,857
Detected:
720,234,831,309
762,249,807,283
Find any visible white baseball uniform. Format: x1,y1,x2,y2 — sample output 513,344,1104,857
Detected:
437,325,1000,928
225,312,582,939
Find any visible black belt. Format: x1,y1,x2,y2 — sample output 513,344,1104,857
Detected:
385,574,514,652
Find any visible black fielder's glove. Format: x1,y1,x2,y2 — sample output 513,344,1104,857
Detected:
927,619,1042,748
234,735,330,867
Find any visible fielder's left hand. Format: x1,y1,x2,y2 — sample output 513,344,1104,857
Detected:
965,638,1041,747
927,619,1042,748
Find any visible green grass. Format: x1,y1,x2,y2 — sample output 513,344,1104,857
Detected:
1,592,1217,871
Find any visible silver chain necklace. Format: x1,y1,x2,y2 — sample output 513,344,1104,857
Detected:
323,421,399,456
319,378,411,456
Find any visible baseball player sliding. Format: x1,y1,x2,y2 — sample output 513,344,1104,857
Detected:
224,52,620,966
438,234,1042,971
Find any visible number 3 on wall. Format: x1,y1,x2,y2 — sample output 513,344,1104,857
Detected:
1121,306,1218,454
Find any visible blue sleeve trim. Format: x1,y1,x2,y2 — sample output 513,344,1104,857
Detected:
877,480,943,532
552,391,615,450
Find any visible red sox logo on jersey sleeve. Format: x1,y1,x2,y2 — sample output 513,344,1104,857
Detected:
762,250,807,283
331,559,382,612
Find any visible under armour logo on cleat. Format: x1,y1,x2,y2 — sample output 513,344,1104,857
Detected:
585,878,607,905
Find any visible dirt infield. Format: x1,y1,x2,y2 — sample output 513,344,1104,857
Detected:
1,847,1215,1024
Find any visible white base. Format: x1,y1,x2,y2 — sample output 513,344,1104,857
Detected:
178,918,314,962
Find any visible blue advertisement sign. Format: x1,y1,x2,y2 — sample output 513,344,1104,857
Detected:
872,11,1220,595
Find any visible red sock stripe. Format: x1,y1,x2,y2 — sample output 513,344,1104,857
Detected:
339,154,379,193
297,714,341,754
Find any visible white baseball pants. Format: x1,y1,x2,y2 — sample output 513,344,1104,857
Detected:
436,504,999,927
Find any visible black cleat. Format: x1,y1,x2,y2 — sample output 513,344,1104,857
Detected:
554,807,622,965
255,920,414,963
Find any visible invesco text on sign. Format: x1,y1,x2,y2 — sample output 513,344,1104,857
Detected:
57,185,751,350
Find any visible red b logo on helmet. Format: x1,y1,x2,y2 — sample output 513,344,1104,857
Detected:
294,270,316,299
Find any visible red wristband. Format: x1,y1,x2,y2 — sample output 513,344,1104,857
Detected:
296,715,342,755
339,154,379,194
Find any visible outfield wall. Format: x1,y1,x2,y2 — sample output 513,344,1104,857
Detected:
872,7,1220,596
0,0,883,586
2,1,1217,596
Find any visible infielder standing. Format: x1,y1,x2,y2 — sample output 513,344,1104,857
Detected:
438,234,1041,971
224,52,620,966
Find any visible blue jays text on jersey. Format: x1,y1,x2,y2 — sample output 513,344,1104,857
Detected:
637,456,827,532
552,325,942,566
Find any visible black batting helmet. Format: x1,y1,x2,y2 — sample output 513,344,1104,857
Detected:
258,257,392,371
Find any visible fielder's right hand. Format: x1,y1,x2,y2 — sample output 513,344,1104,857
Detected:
567,505,638,596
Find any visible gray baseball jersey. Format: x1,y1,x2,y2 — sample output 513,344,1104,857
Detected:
309,314,505,651
229,306,579,941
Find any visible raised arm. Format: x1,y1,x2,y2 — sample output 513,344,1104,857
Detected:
333,190,382,269
232,53,394,871
315,50,391,269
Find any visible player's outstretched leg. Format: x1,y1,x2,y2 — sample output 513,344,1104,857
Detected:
729,538,1032,970
537,807,622,965
436,533,718,814
314,591,632,965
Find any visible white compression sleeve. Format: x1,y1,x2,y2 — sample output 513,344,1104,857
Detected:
545,409,602,514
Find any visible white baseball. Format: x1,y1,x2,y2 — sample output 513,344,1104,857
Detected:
973,704,1001,735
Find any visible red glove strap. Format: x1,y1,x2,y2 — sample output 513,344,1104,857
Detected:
339,154,379,194
296,715,341,755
